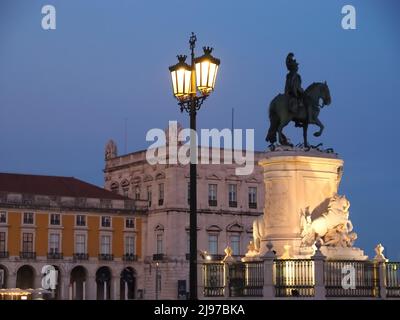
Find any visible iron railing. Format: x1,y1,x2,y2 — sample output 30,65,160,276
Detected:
324,260,379,298
274,259,315,297
153,253,164,261
98,254,114,261
202,259,400,299
386,262,400,298
122,254,138,261
73,253,89,260
229,262,264,297
19,252,36,260
47,252,63,260
249,203,257,209
203,263,224,297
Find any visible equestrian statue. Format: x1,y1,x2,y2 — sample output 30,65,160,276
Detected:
266,53,332,148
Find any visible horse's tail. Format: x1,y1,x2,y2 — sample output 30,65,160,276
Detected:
266,98,279,143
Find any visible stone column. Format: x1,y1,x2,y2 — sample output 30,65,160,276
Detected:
258,151,343,257
262,242,276,299
312,242,326,300
223,262,230,299
86,276,96,300
113,276,120,300
377,262,387,299
372,244,388,299
8,271,17,289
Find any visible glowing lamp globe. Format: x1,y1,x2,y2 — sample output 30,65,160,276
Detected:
169,55,192,100
194,47,220,95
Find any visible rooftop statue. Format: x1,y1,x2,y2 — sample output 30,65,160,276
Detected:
266,53,332,149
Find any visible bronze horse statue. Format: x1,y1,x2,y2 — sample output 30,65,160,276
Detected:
266,82,331,148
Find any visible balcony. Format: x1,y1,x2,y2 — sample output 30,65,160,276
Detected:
208,200,217,207
249,202,257,209
122,253,138,261
229,201,237,208
73,253,89,260
19,252,36,259
0,251,9,259
153,253,164,261
47,252,63,260
208,254,225,261
98,253,114,261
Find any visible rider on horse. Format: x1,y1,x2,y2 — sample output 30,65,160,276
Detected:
284,53,313,124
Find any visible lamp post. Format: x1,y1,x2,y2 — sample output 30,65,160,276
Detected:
169,32,220,300
155,262,160,300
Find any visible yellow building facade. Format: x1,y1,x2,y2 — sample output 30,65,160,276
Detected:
0,173,146,300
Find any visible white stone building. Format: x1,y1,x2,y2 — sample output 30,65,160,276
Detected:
104,141,266,299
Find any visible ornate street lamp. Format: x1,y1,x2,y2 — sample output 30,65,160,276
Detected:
169,32,220,300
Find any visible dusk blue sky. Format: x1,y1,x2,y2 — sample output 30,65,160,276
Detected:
0,0,399,258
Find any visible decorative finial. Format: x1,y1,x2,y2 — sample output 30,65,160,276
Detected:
222,246,235,263
373,243,388,262
203,46,214,54
176,55,187,63
280,244,292,259
266,241,273,252
189,32,197,50
315,238,322,251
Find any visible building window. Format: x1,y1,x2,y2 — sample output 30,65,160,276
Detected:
125,236,135,255
75,234,86,254
208,234,218,255
76,215,86,227
125,218,135,229
22,233,34,253
156,234,163,254
101,216,111,228
0,232,6,252
50,214,60,226
249,187,257,208
0,211,6,224
208,184,217,206
111,183,119,194
135,186,140,200
147,186,152,207
228,184,237,207
230,235,241,256
49,233,60,254
101,235,111,255
158,183,164,206
23,212,34,225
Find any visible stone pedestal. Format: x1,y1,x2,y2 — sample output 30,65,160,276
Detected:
321,247,368,260
258,149,343,257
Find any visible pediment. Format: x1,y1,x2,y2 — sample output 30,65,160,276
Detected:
245,176,259,183
226,175,241,182
206,225,222,232
155,172,166,180
143,174,154,182
206,173,221,181
226,222,244,233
